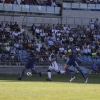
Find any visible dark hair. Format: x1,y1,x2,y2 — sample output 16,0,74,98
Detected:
25,46,30,50
47,48,52,52
65,40,70,44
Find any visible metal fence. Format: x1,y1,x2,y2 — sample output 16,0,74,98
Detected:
0,53,100,67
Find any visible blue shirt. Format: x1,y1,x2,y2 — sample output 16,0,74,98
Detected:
28,50,36,63
67,45,76,60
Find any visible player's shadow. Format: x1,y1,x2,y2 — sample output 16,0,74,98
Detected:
0,74,100,84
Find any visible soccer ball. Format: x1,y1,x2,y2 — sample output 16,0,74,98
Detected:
26,72,32,77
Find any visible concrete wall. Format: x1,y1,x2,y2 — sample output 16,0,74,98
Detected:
62,10,100,27
0,14,61,26
0,66,48,74
1,10,100,27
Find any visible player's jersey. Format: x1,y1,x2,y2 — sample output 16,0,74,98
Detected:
67,45,76,60
28,50,36,63
48,53,56,63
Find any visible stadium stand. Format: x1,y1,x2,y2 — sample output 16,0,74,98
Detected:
0,1,100,74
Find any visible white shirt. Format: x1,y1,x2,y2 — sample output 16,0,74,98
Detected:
83,48,88,54
48,40,54,46
12,32,19,36
5,46,11,51
63,26,67,30
51,2,57,7
52,29,55,33
20,28,25,33
35,28,40,33
48,53,56,62
36,43,42,52
40,32,45,37
59,47,64,53
76,47,80,52
17,0,21,4
14,43,20,48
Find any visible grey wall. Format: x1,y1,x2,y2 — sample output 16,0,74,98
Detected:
62,10,100,27
0,10,100,27
0,66,48,74
0,14,61,26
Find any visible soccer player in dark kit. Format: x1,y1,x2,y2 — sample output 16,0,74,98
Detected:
17,47,42,80
63,40,88,83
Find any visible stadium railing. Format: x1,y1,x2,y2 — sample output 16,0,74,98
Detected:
0,53,49,66
63,3,100,11
0,52,100,67
0,3,61,14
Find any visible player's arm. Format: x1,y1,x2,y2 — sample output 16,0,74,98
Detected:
66,49,72,56
62,49,72,59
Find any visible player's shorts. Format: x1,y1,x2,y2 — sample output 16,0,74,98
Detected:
48,61,58,71
25,61,34,69
67,59,78,67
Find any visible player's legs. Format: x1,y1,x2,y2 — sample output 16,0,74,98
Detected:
65,60,75,77
64,64,75,82
17,62,31,80
53,62,61,74
46,65,53,81
31,64,42,77
46,69,52,81
75,61,88,83
17,67,27,80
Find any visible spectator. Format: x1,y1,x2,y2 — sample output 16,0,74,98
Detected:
14,42,20,49
40,30,45,43
31,23,36,35
10,47,16,54
35,41,42,53
1,52,6,61
48,38,54,49
35,27,40,39
40,44,46,51
17,0,21,4
51,0,57,7
5,44,11,54
94,18,100,29
89,19,94,30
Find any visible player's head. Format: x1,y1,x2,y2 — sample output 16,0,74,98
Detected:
64,40,70,46
25,46,30,52
47,48,52,54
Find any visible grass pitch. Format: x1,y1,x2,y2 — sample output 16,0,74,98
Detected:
0,74,100,100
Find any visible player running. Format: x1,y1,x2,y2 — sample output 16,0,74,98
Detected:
17,47,42,80
46,48,60,81
63,40,88,83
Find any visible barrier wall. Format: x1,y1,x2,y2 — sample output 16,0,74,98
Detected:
63,3,100,10
0,3,100,27
0,3,60,14
0,14,61,26
62,10,100,26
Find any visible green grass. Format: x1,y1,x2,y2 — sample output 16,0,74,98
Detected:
0,74,100,100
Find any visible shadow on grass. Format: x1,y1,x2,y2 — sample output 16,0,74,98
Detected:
0,74,100,84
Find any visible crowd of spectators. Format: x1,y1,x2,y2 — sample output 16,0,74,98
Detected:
0,18,100,66
0,0,62,7
0,0,100,7
31,18,100,62
84,0,100,4
0,22,28,64
0,21,49,65
63,0,100,4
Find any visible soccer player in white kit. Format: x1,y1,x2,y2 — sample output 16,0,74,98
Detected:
46,48,60,81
